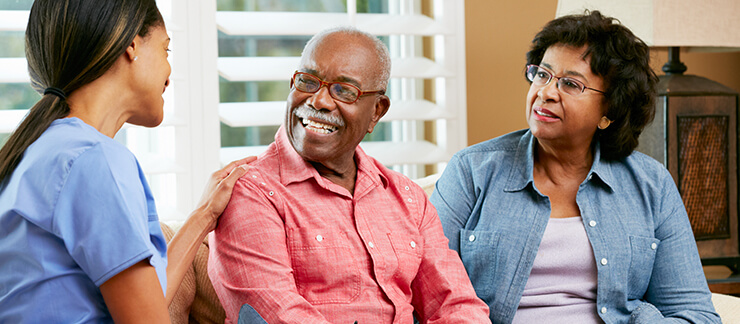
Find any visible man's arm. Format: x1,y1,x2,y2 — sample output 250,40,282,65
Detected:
207,177,331,324
409,187,491,323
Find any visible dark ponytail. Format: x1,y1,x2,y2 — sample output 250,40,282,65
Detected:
0,0,163,182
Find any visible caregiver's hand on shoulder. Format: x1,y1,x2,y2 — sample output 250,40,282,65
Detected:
196,156,257,231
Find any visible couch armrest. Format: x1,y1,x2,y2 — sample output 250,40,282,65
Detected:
712,293,740,323
160,222,225,324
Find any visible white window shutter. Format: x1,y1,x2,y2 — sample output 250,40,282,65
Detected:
0,0,467,222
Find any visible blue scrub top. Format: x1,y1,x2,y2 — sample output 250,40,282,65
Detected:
0,117,167,323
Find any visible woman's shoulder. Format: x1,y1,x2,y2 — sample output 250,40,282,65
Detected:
621,150,671,178
35,118,136,168
605,150,675,193
14,118,141,199
456,129,527,157
450,129,528,168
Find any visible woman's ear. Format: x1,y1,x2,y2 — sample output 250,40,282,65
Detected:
125,35,142,62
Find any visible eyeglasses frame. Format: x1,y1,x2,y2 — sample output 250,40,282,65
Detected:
526,64,606,95
291,71,386,104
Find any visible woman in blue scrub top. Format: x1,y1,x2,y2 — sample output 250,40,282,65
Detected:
0,0,253,322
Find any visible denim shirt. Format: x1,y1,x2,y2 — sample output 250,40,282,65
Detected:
430,129,720,324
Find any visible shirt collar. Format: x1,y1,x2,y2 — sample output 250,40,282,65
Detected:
504,130,614,193
274,126,388,190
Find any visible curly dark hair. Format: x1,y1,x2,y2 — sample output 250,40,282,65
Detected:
526,10,658,160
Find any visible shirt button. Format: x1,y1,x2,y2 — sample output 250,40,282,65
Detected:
268,191,274,196
601,306,607,314
368,242,374,248
251,175,257,179
315,235,323,242
651,243,657,250
410,241,416,248
407,198,413,203
468,235,476,242
405,186,410,190
600,258,608,265
588,174,593,181
589,220,597,227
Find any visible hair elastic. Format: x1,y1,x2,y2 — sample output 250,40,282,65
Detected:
43,87,67,99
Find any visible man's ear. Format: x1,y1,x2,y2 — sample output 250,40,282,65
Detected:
367,95,390,133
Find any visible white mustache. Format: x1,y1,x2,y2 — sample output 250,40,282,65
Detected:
294,106,345,127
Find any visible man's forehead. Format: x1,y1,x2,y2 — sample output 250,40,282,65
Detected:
298,37,378,86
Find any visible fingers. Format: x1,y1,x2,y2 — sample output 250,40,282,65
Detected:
217,156,257,178
224,163,250,184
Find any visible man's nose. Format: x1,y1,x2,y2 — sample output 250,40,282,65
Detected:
308,84,337,110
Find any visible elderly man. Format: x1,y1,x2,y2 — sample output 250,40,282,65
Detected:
208,26,490,324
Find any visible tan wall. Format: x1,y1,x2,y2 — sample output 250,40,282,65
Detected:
464,1,740,146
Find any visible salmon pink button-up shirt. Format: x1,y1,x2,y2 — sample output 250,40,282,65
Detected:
208,128,490,324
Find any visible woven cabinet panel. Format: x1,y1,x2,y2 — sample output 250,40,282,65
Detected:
677,116,730,240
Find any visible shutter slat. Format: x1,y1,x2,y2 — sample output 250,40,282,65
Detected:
217,57,451,82
219,99,453,128
0,109,27,133
0,11,29,32
217,12,449,36
221,140,449,167
0,58,30,83
136,153,184,174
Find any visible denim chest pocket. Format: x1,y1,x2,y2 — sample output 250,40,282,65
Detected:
287,227,361,304
628,235,660,299
387,232,423,285
459,229,498,299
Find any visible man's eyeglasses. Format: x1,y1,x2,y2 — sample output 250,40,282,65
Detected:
526,64,606,96
291,71,385,104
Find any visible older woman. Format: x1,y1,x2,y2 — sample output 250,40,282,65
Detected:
430,10,720,324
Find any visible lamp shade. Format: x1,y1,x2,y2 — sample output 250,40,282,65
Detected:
555,0,740,51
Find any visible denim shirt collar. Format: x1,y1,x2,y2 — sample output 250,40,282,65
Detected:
503,130,615,193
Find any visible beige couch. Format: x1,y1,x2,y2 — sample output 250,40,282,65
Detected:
163,173,740,323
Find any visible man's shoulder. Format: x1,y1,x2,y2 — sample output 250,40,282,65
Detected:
234,143,283,187
364,155,427,194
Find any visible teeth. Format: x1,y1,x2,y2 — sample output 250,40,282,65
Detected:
302,118,337,134
535,110,556,118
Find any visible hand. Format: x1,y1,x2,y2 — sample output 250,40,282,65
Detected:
196,156,257,231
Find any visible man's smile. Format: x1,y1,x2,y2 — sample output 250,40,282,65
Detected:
301,118,338,134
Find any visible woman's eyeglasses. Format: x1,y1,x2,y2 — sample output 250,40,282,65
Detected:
526,64,605,96
291,71,385,104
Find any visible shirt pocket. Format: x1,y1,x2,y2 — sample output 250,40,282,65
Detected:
287,227,361,304
387,232,424,286
627,235,660,299
459,229,498,299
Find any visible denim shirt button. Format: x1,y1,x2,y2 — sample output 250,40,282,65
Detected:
588,174,593,181
601,306,607,314
589,220,597,227
651,242,657,250
468,235,476,242
600,258,608,265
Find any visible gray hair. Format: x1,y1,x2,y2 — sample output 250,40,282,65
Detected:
300,26,391,90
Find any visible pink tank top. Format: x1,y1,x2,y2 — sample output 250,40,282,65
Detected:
512,216,602,323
